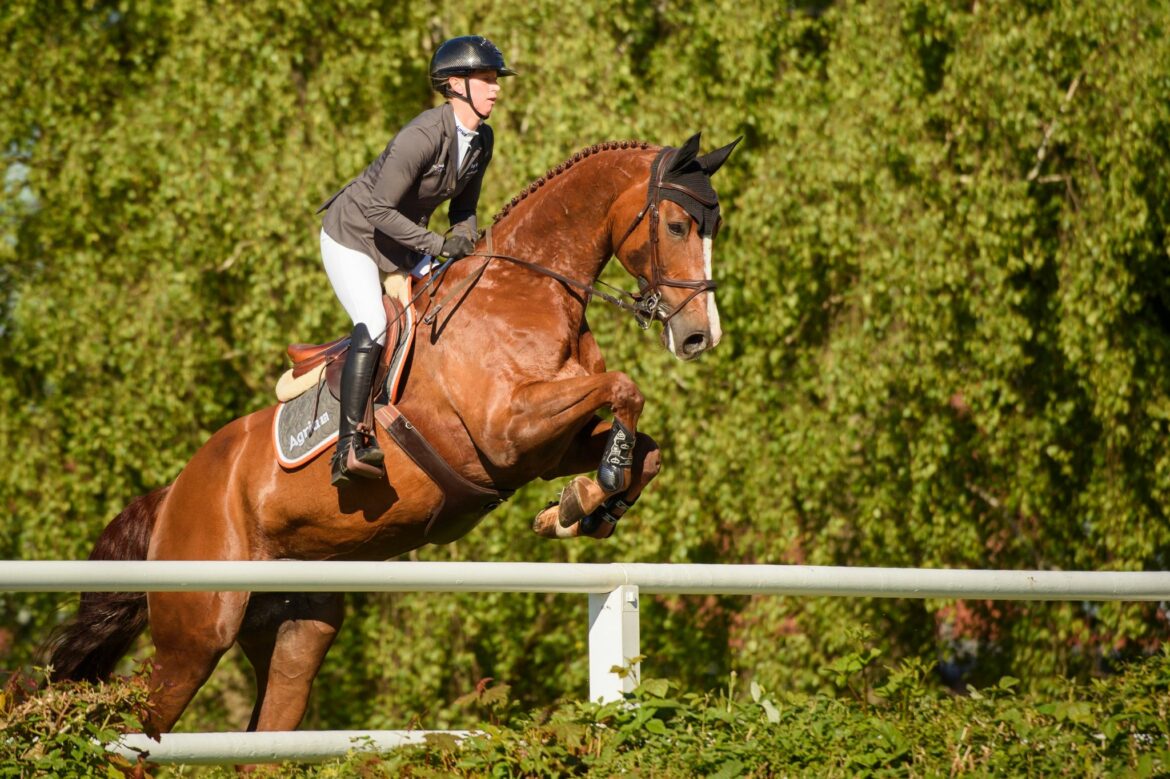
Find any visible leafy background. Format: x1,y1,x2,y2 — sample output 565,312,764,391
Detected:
2,0,1169,734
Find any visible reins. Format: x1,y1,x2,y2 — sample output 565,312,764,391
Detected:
428,251,658,326
422,145,718,329
419,222,659,327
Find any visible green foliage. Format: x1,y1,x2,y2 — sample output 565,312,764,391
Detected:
0,669,150,777
2,0,1170,740
179,648,1170,777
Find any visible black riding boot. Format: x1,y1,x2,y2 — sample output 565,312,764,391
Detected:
331,324,385,487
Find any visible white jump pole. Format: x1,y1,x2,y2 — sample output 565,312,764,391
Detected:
9,560,1170,765
4,561,1169,601
108,730,473,765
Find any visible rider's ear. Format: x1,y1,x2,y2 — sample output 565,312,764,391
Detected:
672,133,702,170
696,136,743,177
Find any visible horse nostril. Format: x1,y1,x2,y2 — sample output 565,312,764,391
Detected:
682,333,709,355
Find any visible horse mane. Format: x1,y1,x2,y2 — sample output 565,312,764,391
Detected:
490,139,656,227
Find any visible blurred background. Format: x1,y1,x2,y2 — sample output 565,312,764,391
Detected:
2,0,1168,731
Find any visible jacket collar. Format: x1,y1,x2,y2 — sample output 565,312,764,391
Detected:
442,102,485,179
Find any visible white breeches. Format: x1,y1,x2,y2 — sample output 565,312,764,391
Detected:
320,228,388,345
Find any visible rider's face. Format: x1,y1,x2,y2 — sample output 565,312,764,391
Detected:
449,70,501,117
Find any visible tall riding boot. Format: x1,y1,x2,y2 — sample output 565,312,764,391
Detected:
331,323,385,487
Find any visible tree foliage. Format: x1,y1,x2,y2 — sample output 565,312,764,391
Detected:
2,0,1169,733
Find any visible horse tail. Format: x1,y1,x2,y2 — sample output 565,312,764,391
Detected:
47,485,170,683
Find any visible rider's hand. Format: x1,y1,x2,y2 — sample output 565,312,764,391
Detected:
440,235,475,260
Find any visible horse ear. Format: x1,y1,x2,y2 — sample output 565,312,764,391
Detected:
671,133,703,170
697,136,743,177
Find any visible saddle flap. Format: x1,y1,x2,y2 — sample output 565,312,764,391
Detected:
373,294,406,398
280,277,415,406
290,336,349,378
319,293,407,401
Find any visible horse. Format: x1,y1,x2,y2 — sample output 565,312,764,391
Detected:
47,132,741,735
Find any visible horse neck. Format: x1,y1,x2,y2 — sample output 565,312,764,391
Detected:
490,149,653,286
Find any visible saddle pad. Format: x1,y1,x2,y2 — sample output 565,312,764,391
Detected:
272,384,340,468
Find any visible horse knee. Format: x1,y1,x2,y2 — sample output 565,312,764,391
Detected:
608,371,645,421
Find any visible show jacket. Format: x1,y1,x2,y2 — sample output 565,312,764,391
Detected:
319,103,492,272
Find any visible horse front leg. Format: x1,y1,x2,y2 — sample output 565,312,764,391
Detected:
532,417,662,539
484,371,645,534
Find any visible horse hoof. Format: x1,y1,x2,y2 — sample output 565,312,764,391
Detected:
559,476,606,528
533,504,577,539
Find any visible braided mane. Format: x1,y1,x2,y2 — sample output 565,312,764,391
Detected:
490,140,655,227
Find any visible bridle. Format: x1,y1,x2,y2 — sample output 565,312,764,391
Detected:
420,145,718,329
610,146,719,327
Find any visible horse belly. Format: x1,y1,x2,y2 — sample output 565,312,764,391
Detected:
259,436,455,561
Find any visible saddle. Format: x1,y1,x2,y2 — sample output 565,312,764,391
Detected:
286,294,404,402
276,278,412,405
270,286,412,469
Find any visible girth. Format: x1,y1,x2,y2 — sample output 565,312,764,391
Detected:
374,404,512,540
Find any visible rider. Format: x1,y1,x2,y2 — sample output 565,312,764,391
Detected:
317,35,516,487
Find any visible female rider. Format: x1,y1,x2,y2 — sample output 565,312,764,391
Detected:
317,36,515,487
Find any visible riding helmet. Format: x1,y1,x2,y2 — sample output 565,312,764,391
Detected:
429,36,517,95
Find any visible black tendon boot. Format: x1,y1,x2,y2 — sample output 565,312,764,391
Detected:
331,324,385,487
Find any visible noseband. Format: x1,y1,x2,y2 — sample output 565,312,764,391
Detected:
612,146,719,327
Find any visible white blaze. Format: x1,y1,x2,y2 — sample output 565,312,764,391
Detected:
703,236,722,346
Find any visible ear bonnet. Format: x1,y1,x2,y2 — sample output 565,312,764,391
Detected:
651,134,742,237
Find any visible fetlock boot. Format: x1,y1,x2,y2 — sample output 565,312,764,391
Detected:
331,324,385,487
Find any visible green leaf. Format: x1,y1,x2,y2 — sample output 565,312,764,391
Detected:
644,717,668,735
710,759,746,779
640,678,671,698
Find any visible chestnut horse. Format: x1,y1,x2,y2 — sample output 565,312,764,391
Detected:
48,133,740,734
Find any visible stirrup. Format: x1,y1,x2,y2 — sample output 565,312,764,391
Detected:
353,427,384,467
331,439,384,487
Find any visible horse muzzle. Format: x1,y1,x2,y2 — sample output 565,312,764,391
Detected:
662,318,721,361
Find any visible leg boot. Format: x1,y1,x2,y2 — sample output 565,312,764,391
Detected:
351,328,385,468
331,323,385,487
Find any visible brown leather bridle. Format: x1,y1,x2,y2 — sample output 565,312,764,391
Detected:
420,145,719,329
610,146,720,327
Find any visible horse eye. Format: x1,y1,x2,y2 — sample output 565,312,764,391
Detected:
667,222,686,238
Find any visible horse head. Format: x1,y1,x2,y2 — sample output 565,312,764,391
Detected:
610,133,742,361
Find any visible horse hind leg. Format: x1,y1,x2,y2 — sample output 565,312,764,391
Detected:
236,592,345,732
145,590,250,733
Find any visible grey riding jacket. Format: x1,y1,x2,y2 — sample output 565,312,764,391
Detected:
319,103,492,272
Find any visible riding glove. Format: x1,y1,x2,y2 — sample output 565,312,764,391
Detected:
441,235,475,260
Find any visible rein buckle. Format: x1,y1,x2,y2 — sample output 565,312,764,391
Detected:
633,290,661,330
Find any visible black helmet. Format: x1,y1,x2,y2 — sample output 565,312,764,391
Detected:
429,35,517,95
